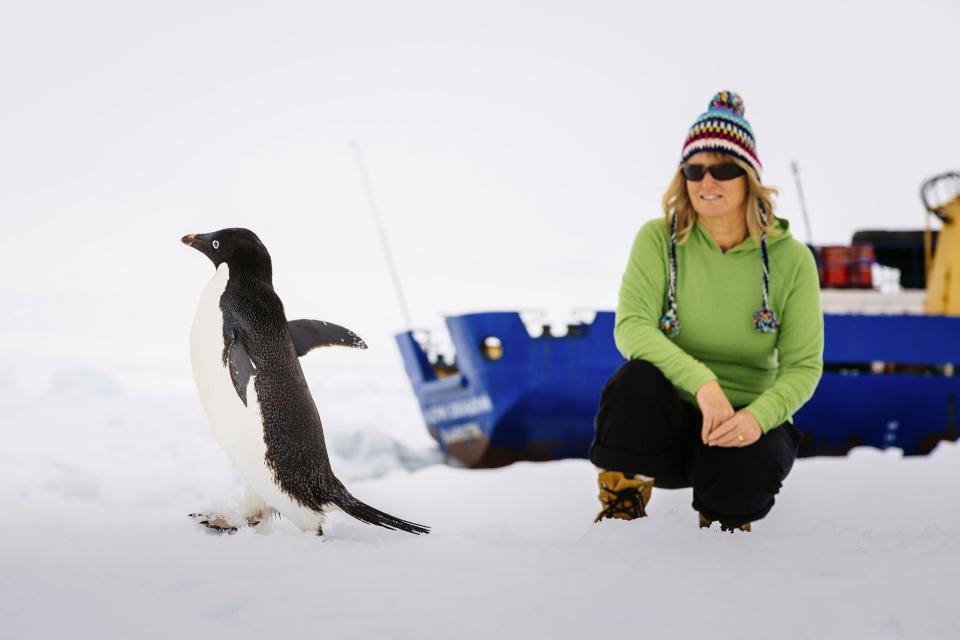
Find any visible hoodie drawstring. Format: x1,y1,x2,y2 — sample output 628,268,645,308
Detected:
660,207,780,338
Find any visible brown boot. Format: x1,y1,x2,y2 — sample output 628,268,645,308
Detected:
699,513,751,532
594,471,653,523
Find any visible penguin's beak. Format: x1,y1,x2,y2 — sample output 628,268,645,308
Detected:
181,234,197,247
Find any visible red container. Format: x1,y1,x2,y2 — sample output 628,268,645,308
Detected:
849,244,875,288
821,246,852,288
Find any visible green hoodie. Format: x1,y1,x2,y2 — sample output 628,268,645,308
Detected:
614,216,824,433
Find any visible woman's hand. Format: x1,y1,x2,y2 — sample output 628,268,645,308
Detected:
707,411,762,447
696,380,735,444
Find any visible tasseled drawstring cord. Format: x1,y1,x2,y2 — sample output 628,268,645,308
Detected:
658,212,681,337
752,203,779,334
659,205,780,339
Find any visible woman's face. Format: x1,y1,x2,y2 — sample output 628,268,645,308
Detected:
684,152,748,221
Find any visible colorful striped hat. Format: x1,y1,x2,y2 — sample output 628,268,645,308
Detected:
680,91,762,178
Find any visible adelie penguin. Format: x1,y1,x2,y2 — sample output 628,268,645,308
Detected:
182,228,428,536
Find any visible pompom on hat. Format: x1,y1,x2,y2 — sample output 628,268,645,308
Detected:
680,90,762,179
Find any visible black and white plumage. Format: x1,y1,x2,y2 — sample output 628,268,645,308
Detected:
183,228,428,536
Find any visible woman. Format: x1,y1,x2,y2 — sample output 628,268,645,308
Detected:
589,91,823,532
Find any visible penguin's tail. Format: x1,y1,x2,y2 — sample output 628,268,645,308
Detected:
331,486,430,535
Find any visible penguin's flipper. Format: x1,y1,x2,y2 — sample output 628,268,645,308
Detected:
221,313,255,406
288,319,368,357
226,332,254,406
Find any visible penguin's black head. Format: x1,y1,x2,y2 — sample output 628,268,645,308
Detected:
182,228,272,277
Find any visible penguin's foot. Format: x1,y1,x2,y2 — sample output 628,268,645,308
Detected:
189,512,238,534
244,508,274,528
243,487,273,528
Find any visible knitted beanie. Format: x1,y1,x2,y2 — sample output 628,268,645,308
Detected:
659,91,779,338
680,90,762,179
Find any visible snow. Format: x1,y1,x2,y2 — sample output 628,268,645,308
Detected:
1,358,959,639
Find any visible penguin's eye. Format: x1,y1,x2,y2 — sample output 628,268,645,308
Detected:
212,240,220,250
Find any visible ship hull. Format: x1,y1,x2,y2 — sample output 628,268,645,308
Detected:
397,311,960,468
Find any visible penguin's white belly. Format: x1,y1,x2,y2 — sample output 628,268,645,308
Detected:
189,263,324,531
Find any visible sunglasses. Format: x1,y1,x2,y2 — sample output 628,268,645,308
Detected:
681,162,746,181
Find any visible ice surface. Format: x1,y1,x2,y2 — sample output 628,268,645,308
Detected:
2,359,959,639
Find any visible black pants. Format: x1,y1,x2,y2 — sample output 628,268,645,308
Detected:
589,360,802,527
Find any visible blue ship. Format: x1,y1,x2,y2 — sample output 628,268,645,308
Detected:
396,309,960,467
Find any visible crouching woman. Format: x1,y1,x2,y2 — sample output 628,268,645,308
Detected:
589,91,823,532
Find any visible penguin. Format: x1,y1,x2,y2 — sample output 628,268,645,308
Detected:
182,228,428,536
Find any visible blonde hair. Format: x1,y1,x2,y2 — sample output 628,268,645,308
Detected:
661,153,780,244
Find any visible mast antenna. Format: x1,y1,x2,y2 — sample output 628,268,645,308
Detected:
791,160,814,245
351,140,414,329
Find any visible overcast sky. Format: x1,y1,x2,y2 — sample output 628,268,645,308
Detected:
2,0,958,389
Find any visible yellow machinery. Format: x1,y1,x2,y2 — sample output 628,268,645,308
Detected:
921,172,960,315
